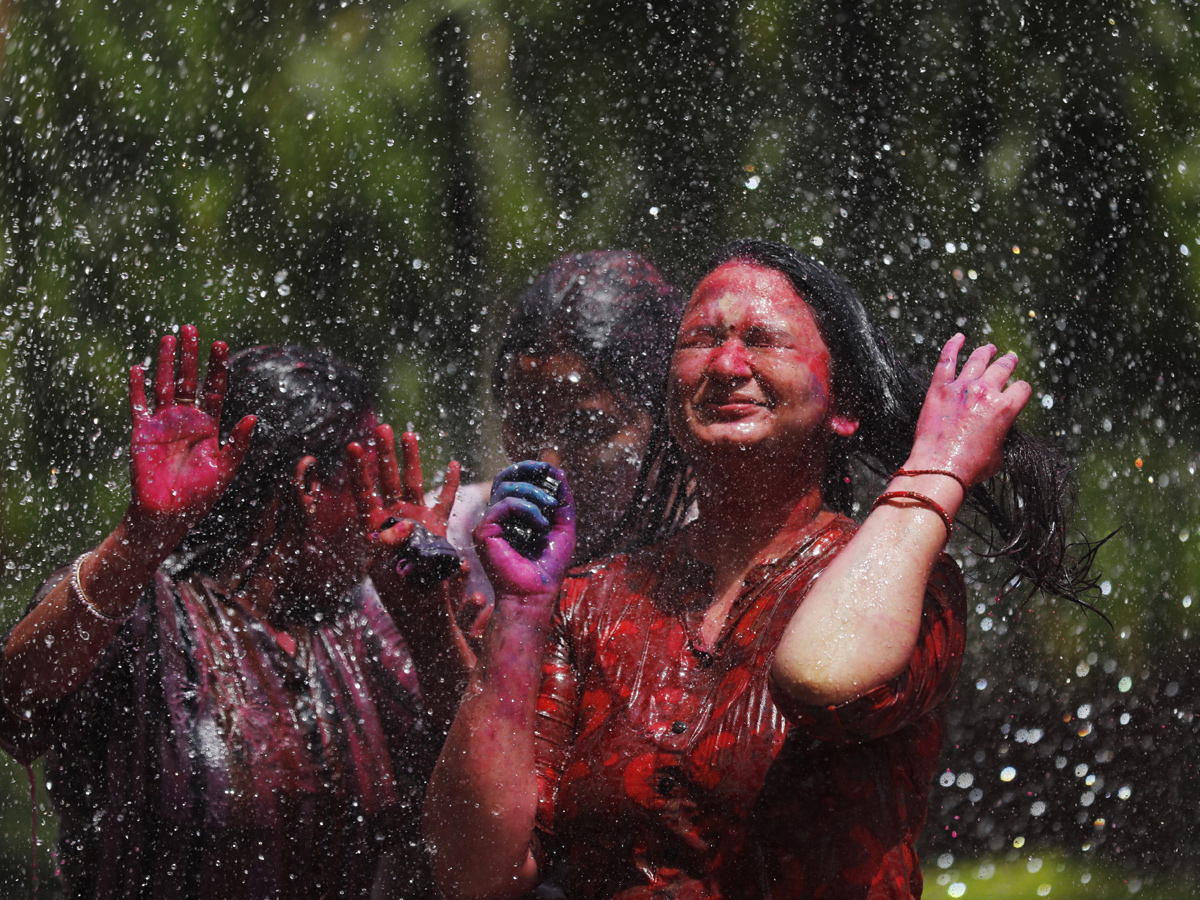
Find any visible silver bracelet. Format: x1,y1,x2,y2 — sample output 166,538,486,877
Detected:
70,553,129,625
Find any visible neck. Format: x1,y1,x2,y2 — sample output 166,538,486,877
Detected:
688,444,830,588
211,512,310,625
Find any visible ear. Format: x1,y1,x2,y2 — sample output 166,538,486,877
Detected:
292,455,321,518
828,412,860,438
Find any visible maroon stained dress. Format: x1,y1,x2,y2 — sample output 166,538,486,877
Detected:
533,515,966,900
0,568,438,900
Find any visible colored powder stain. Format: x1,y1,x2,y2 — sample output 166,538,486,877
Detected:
1135,458,1143,469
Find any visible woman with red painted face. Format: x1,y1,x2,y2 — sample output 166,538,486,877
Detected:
0,330,467,900
425,240,1098,900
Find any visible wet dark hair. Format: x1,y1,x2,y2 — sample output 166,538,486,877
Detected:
169,344,374,578
492,250,684,420
627,238,1101,607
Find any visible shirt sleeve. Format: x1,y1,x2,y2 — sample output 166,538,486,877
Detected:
532,572,588,844
770,552,967,744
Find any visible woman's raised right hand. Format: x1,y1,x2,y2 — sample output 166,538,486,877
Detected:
474,461,575,617
127,325,256,539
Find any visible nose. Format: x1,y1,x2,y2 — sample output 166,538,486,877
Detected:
706,338,753,380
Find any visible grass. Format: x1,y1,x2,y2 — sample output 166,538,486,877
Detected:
923,850,1196,899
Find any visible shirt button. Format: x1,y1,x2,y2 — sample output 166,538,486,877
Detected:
671,720,688,735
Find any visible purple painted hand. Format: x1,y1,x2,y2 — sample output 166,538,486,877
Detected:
907,333,1032,488
127,326,256,542
474,461,575,622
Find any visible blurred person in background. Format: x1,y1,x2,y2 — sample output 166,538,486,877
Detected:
0,328,466,900
444,250,683,647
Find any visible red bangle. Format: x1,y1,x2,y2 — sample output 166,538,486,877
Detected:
872,490,954,542
891,467,969,493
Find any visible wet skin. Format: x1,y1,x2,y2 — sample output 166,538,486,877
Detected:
502,350,651,562
347,425,469,727
669,262,858,478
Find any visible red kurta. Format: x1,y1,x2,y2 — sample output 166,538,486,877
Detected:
534,515,966,900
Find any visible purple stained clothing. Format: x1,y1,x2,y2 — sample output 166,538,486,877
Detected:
0,568,438,900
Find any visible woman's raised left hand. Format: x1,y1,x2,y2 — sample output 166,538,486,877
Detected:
347,426,462,586
906,333,1032,488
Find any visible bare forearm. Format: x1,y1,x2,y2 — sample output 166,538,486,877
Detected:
773,471,962,706
377,579,471,731
424,609,548,900
2,509,181,712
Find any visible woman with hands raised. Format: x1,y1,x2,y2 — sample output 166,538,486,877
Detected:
0,328,464,900
425,240,1097,900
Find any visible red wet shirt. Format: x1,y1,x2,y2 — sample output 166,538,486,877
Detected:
534,515,966,900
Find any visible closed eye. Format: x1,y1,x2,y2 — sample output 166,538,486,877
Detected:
741,326,792,349
565,407,623,443
676,327,718,349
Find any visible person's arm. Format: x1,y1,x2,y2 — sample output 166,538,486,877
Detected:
772,335,1030,709
348,426,472,730
424,462,575,900
1,326,255,718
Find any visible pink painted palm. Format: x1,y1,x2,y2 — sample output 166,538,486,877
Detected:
127,325,256,541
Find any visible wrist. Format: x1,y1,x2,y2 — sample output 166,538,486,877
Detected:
491,592,558,633
119,505,190,554
112,509,185,572
887,465,966,521
376,576,454,634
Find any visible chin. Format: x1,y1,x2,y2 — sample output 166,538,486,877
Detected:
691,425,769,453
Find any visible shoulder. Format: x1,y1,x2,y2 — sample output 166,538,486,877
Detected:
563,541,668,586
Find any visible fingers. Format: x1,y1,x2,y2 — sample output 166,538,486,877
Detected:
220,415,257,476
492,481,558,509
957,342,997,382
347,441,384,519
374,518,415,547
979,350,1019,390
1003,378,1033,413
482,497,551,533
933,333,966,384
491,460,563,501
938,334,1025,396
154,334,177,409
376,425,402,505
199,340,230,418
129,365,149,424
400,431,424,503
176,325,199,404
432,460,461,522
